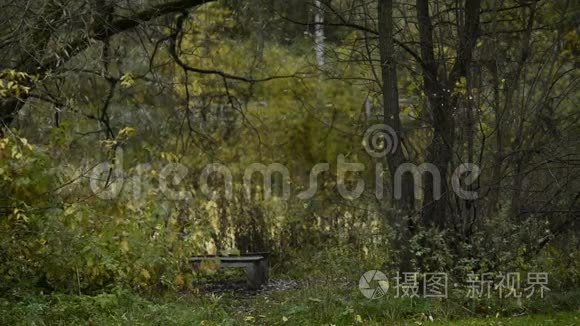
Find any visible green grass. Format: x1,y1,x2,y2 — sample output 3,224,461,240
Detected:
0,289,236,325
1,285,578,325
431,312,578,325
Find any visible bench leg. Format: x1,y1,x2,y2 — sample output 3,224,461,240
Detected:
246,263,261,289
258,258,269,284
192,261,201,273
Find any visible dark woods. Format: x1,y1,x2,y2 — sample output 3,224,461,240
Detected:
0,0,578,305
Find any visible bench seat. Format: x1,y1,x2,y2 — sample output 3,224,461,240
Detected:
190,254,269,289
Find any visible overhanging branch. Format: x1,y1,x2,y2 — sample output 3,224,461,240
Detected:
41,0,214,73
169,12,302,83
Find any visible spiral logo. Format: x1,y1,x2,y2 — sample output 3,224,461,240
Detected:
363,124,399,158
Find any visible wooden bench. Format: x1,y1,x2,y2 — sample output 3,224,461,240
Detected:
190,253,269,289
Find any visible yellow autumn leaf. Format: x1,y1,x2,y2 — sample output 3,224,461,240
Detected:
174,273,185,287
141,268,151,280
120,240,129,253
20,137,33,151
120,73,135,88
118,127,137,138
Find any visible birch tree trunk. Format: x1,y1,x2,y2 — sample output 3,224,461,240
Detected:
314,0,325,68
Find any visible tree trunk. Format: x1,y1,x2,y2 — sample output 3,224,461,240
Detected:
416,0,481,229
415,0,452,229
378,0,415,272
314,0,325,68
378,0,414,213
